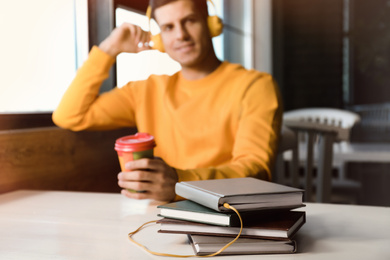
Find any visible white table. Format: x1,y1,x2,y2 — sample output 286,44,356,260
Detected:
0,190,390,260
288,142,390,166
333,142,390,164
285,142,390,187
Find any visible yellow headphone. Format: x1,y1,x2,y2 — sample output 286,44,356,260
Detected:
146,0,223,52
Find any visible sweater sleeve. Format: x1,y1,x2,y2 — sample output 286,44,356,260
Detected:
52,46,136,131
175,74,283,183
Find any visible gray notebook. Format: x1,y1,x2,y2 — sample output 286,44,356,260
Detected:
175,177,304,212
188,235,297,255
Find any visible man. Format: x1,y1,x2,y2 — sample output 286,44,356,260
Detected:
52,0,282,202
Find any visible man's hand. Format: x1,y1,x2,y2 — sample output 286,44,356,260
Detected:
99,23,151,57
117,158,178,202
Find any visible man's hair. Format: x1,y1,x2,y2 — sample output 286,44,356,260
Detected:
149,0,209,20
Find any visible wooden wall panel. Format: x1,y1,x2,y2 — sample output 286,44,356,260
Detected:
0,127,135,194
0,113,54,131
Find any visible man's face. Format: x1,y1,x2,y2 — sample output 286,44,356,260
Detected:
154,0,213,68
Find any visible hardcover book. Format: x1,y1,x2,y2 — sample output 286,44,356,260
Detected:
158,200,305,227
175,177,304,212
188,235,297,255
158,211,306,240
158,200,244,226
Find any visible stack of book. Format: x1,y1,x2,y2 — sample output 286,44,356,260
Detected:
157,177,306,256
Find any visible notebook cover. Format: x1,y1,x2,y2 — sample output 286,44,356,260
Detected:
188,234,297,255
175,177,304,212
179,177,303,197
157,200,239,226
158,211,306,240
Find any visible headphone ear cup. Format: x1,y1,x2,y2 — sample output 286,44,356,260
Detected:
208,15,223,37
151,33,165,52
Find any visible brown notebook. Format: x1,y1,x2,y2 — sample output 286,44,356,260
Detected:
158,211,305,240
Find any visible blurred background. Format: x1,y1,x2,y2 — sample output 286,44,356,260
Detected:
0,0,389,206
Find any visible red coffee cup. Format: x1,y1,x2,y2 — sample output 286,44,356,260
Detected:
115,133,156,193
114,133,156,171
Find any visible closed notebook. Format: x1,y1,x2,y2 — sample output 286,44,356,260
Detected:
175,177,304,212
157,200,303,227
158,211,306,240
188,235,297,256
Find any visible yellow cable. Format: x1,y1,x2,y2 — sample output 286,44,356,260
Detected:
128,203,243,257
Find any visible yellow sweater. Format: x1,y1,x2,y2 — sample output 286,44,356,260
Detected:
53,46,282,182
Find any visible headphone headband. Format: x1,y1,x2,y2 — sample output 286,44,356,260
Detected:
147,0,216,20
146,5,152,20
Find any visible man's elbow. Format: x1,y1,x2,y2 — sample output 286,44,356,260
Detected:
51,111,84,131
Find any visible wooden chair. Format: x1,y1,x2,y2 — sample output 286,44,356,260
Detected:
282,108,361,202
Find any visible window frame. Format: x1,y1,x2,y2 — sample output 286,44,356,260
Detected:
0,113,55,131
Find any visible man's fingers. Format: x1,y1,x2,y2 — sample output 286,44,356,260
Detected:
118,177,152,191
121,189,150,200
123,24,150,51
115,23,151,52
118,170,153,182
125,158,164,172
117,158,177,201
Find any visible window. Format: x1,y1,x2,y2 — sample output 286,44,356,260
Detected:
0,0,88,113
272,0,344,110
0,0,224,129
